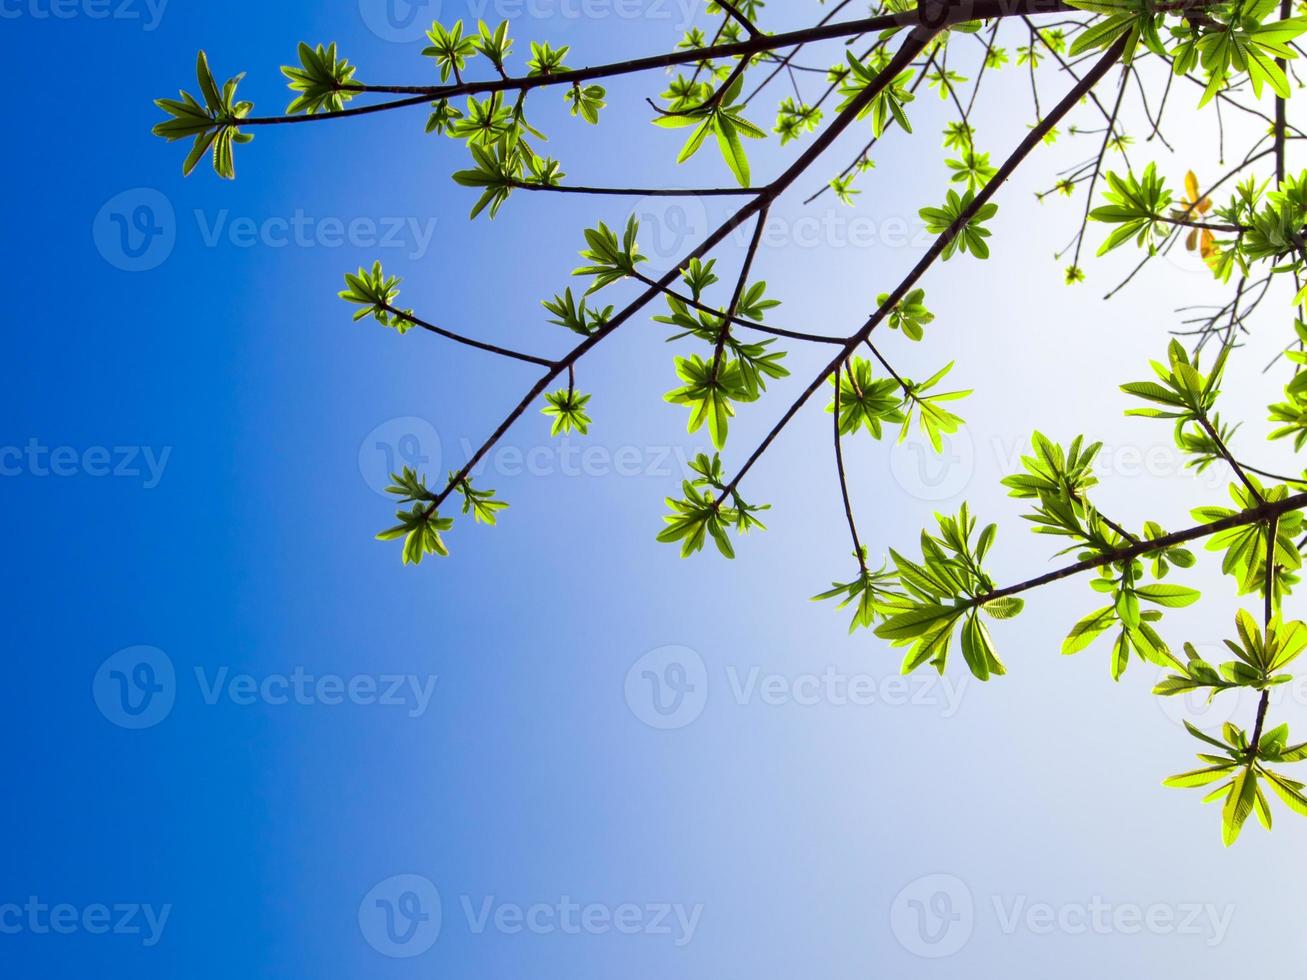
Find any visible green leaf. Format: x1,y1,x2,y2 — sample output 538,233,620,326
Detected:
1063,606,1117,655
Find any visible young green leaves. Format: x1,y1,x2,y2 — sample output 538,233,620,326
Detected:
1156,612,1307,700
881,288,935,341
340,262,412,332
423,20,478,81
572,218,645,294
567,84,607,124
375,468,508,564
1192,480,1303,598
774,98,823,144
900,363,971,452
874,505,1023,681
1120,339,1224,423
657,453,768,559
1089,163,1171,256
813,560,912,634
542,389,593,436
1002,430,1200,679
825,358,968,449
1166,717,1307,846
827,359,904,439
1060,571,1198,680
450,137,561,219
1171,1,1307,106
656,263,787,450
375,468,455,565
664,355,754,450
653,72,766,187
919,189,998,260
456,477,509,525
836,51,915,138
281,42,362,116
154,51,253,178
1001,431,1102,504
542,289,612,337
1269,329,1307,450
1065,0,1167,64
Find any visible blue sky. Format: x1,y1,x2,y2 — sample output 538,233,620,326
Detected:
5,1,1307,976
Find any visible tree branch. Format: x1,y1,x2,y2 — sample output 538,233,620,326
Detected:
428,16,948,510
241,2,1077,128
975,491,1307,605
718,34,1130,505
380,305,555,367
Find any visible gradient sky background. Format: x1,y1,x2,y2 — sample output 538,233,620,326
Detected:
5,1,1307,976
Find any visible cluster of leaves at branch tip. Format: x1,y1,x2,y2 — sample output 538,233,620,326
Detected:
1090,162,1307,285
375,468,508,565
153,0,1307,845
152,52,252,178
826,352,969,451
